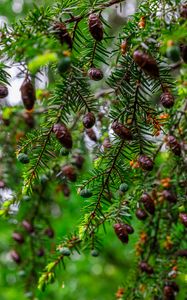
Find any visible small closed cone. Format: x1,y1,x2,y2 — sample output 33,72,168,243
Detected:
133,50,159,77
88,14,103,42
53,21,72,49
20,77,36,110
53,123,73,149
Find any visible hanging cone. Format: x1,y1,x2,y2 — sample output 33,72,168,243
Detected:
20,76,36,110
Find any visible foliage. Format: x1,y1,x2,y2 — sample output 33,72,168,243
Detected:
0,0,187,299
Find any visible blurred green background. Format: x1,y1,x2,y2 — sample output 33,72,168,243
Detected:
0,1,187,300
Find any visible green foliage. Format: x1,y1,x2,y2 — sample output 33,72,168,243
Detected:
0,0,187,299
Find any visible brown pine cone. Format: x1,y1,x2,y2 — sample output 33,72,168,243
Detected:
167,135,181,156
88,68,103,81
180,4,187,19
133,50,159,77
22,220,34,233
0,180,5,188
135,208,148,220
171,143,181,156
140,193,155,215
83,112,96,128
12,232,24,244
163,286,175,300
44,228,54,238
53,21,72,49
179,213,187,227
138,155,154,171
167,135,177,146
160,91,174,108
88,14,103,42
37,248,45,257
103,138,111,149
20,77,36,110
123,224,134,234
61,183,71,197
0,84,8,98
86,128,97,142
175,249,187,257
113,223,129,243
2,118,10,126
53,123,73,149
62,165,77,182
23,112,35,128
10,250,21,264
139,261,154,274
112,121,132,140
165,282,179,293
162,190,177,203
72,154,85,169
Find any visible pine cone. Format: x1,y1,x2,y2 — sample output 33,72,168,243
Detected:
133,50,159,77
22,220,34,233
53,123,73,149
0,84,8,98
37,248,45,257
12,232,25,244
112,121,132,140
165,282,179,293
175,249,187,257
139,261,154,274
86,128,97,142
138,155,154,171
72,154,85,169
53,21,72,49
0,180,5,188
170,143,181,156
160,91,174,108
88,67,103,81
113,223,129,243
179,213,187,227
88,14,103,42
61,183,71,197
162,190,177,203
140,193,155,215
163,286,175,300
44,228,54,238
167,135,181,156
167,135,178,146
20,77,36,110
62,165,77,182
10,250,21,264
23,112,35,128
2,118,10,126
123,224,134,234
180,4,187,18
83,112,96,128
103,138,111,149
135,208,148,220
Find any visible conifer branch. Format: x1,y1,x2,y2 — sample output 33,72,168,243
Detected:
83,140,125,235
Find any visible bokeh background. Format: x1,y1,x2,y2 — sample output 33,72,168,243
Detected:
0,2,139,300
0,1,187,300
